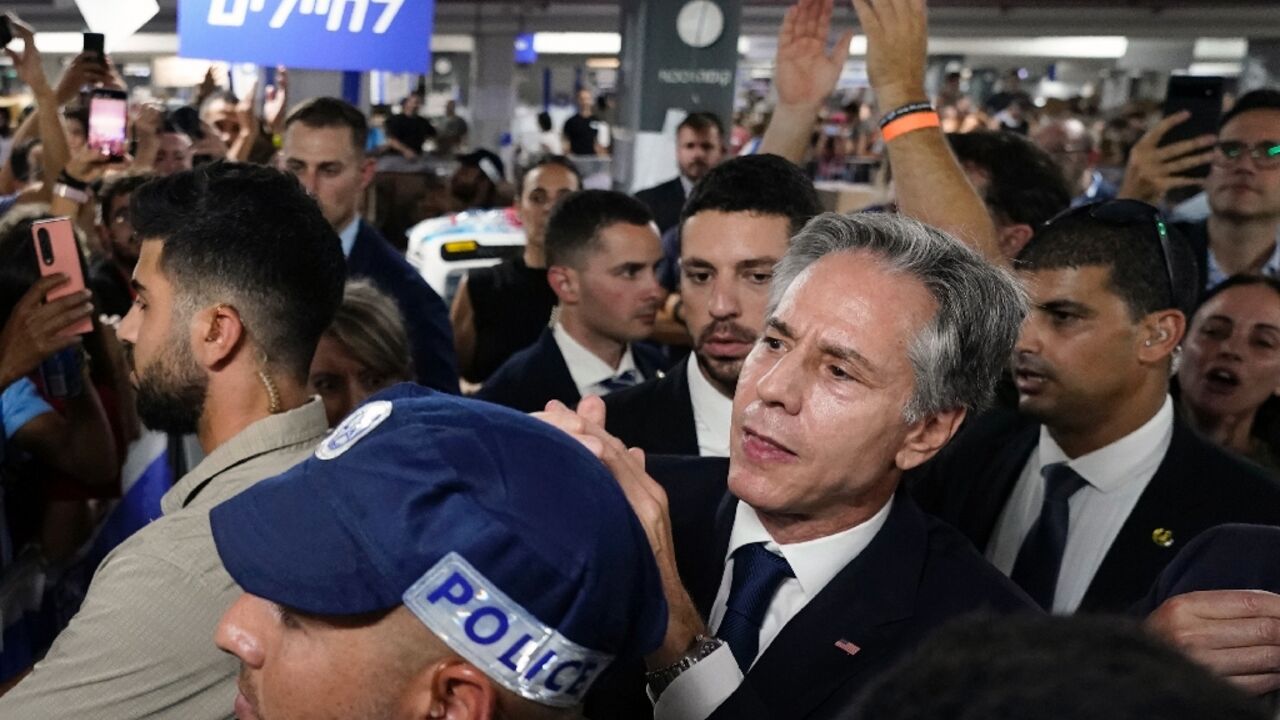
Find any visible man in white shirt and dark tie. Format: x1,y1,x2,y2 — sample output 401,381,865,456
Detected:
913,199,1280,615
477,190,667,413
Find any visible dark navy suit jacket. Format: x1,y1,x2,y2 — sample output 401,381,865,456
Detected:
1133,523,1280,615
475,328,666,413
635,177,687,235
346,220,459,394
909,409,1280,614
584,456,1036,720
604,357,700,456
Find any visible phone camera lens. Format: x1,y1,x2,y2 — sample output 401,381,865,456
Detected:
37,228,53,265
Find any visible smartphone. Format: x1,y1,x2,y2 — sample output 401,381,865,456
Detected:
0,16,13,48
1160,76,1225,178
88,87,129,161
83,32,105,64
31,217,92,336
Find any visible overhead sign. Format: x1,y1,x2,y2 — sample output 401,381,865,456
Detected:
178,0,433,73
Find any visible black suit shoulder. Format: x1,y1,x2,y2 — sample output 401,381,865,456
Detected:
1099,435,1280,615
474,329,576,413
908,407,1280,614
604,359,699,456
907,407,1037,535
713,492,1034,720
635,178,687,233
630,342,669,381
1133,523,1280,616
347,222,460,394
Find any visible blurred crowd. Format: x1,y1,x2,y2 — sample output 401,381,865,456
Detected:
0,1,1279,719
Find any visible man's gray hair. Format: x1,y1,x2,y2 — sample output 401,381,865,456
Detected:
769,212,1027,422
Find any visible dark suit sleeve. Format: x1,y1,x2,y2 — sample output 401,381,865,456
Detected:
635,179,686,235
399,273,460,394
1132,523,1280,616
472,363,529,412
349,224,460,394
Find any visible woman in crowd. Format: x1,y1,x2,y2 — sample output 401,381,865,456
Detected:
308,280,414,427
1178,275,1280,473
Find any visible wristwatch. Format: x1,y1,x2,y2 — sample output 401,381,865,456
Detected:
645,635,725,698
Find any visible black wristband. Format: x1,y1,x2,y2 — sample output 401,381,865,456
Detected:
57,171,89,191
879,102,936,130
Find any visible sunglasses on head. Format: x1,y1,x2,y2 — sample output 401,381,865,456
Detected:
1045,199,1179,310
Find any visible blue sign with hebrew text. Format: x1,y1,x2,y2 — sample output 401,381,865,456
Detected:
178,0,433,73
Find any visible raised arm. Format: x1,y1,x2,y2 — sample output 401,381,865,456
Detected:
851,0,1000,261
761,0,1002,264
758,0,853,164
5,16,70,205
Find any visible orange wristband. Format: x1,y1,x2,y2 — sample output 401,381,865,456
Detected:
881,112,942,143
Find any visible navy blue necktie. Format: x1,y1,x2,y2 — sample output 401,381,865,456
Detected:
1009,463,1088,610
716,542,795,672
598,369,641,394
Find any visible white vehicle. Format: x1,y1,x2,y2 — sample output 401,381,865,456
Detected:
405,208,526,306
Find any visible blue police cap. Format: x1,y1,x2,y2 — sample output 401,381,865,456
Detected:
210,384,668,707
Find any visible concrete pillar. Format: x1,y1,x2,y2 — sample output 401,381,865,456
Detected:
614,0,743,192
470,29,517,153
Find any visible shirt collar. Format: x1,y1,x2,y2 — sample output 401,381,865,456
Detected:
338,216,361,259
1037,395,1175,494
161,399,330,514
724,497,894,599
680,175,695,197
551,321,637,394
1206,236,1280,288
686,353,732,456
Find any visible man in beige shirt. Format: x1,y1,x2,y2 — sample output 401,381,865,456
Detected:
0,162,347,717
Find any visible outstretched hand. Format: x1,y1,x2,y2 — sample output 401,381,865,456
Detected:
851,0,929,109
1146,589,1280,696
774,0,855,109
533,396,708,668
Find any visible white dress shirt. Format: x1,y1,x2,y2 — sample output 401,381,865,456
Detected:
550,322,638,398
986,396,1174,614
337,216,360,258
654,498,893,719
686,354,732,458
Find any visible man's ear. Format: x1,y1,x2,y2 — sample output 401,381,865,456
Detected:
190,304,245,370
896,407,967,471
360,155,377,192
547,265,579,305
997,224,1035,261
1138,310,1186,365
400,659,497,720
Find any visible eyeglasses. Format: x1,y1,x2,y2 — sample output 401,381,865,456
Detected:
1212,140,1280,169
1045,199,1181,311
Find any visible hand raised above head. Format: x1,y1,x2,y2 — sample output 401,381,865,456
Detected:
774,0,856,110
850,0,929,109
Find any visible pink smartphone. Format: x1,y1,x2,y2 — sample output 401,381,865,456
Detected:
32,217,92,335
87,87,128,160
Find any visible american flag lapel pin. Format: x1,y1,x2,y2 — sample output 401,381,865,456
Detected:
834,639,861,656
